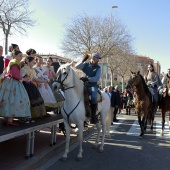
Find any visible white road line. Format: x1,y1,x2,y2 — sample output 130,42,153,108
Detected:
110,117,126,133
126,119,140,136
156,121,170,140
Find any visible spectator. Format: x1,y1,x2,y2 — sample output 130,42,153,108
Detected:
3,44,19,72
0,45,4,75
111,85,120,122
44,57,56,87
119,92,124,114
0,51,31,126
26,48,37,58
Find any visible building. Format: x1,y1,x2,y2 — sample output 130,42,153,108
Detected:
135,55,161,76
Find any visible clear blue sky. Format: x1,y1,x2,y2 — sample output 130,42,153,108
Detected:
0,0,169,72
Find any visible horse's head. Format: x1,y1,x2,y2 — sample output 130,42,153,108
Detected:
54,62,74,90
126,71,141,89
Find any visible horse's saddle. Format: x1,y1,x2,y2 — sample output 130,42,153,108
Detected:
89,90,104,103
83,86,104,117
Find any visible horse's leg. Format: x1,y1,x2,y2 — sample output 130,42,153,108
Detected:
61,120,71,161
169,111,170,130
137,112,143,138
93,121,101,149
160,109,165,136
139,111,147,138
150,105,157,132
76,121,84,161
144,115,147,131
98,112,107,153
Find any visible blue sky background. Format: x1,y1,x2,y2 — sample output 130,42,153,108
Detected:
0,0,169,72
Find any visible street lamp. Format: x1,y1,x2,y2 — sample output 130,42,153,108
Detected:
106,5,118,87
110,5,118,23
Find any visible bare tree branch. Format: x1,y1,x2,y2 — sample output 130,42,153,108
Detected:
0,0,36,54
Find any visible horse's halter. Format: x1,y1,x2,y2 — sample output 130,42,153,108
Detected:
55,67,74,91
127,73,137,89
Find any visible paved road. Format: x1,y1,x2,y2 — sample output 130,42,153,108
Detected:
36,111,170,170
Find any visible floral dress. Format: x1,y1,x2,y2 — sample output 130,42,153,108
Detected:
0,59,31,118
20,65,46,118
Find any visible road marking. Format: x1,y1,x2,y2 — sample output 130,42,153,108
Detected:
110,117,126,133
156,121,170,140
126,119,140,136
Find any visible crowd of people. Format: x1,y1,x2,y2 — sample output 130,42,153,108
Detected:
103,85,134,123
0,44,59,126
0,44,169,128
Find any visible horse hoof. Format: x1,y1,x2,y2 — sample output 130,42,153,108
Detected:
160,133,164,137
60,157,68,162
92,145,98,149
138,136,143,139
98,148,104,153
76,157,83,161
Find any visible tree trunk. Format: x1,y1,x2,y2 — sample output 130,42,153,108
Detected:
122,76,124,92
110,70,114,86
5,33,8,55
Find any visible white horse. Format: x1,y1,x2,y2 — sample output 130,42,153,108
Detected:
53,62,110,161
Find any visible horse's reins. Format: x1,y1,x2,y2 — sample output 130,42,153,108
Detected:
56,69,81,129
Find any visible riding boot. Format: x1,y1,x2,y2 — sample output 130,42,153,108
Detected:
90,104,99,124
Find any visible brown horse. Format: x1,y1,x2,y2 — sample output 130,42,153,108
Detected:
126,71,155,138
160,79,170,136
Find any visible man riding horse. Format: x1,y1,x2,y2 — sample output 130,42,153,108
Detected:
75,53,101,124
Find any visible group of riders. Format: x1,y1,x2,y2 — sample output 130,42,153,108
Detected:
76,54,170,124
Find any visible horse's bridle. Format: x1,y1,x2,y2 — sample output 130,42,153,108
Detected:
55,67,81,129
55,69,74,91
127,75,136,89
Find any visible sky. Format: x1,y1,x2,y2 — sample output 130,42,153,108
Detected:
0,0,170,72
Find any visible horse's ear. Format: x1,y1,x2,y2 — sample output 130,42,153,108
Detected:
137,71,140,75
130,70,133,74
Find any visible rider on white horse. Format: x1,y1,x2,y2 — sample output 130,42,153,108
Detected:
75,53,101,124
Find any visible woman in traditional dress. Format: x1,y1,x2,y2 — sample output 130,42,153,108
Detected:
33,56,58,110
0,50,31,126
20,56,47,120
3,44,20,72
26,48,37,58
43,57,56,87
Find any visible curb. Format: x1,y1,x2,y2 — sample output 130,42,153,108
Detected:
13,125,95,170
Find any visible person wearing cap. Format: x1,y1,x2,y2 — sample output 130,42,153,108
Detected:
75,53,101,124
144,63,162,106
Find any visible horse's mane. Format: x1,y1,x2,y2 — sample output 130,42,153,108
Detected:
70,66,83,95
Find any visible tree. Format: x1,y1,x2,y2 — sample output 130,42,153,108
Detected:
61,14,134,87
0,0,35,54
61,14,132,59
